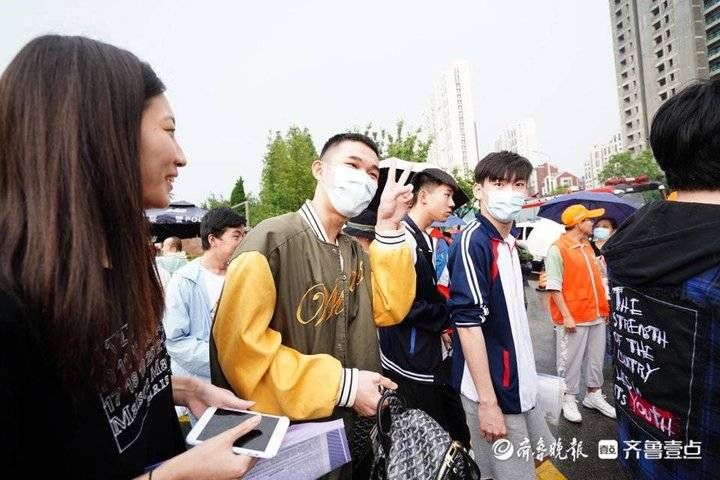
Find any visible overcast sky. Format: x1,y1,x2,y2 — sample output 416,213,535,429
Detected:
2,1,620,205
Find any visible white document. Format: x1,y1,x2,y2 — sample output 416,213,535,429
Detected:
537,373,565,427
244,419,351,480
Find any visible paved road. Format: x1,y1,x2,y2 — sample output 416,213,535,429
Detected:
526,280,630,480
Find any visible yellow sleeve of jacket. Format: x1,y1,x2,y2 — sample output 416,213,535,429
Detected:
213,251,343,420
370,229,417,327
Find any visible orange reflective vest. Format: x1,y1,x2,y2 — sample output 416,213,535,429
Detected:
549,234,609,324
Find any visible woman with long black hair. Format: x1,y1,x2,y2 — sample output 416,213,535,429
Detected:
0,35,259,479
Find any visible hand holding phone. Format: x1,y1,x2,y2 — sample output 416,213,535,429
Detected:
154,415,261,479
186,408,290,458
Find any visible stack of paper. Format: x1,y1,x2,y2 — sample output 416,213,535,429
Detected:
244,419,350,480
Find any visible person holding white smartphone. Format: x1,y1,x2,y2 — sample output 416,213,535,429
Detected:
0,35,262,480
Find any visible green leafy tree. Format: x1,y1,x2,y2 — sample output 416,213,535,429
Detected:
200,193,231,210
358,120,432,162
452,167,475,201
230,177,247,208
599,150,665,183
451,167,478,219
251,126,318,224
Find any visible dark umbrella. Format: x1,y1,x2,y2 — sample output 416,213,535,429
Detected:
538,191,637,225
146,200,208,240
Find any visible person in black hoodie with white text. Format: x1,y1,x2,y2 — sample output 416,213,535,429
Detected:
603,80,720,480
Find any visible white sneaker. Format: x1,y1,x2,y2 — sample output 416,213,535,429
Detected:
562,395,582,423
582,391,617,419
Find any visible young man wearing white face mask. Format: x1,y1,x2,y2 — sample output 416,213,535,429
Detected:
378,168,471,447
210,133,416,478
448,152,554,480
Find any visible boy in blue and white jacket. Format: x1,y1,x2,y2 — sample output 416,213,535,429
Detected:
449,152,554,480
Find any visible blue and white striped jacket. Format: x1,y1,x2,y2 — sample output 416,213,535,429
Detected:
448,214,538,414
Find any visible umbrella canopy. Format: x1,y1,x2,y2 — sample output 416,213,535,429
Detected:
432,214,466,229
537,191,636,225
146,201,208,240
366,158,469,212
146,200,208,224
521,218,566,259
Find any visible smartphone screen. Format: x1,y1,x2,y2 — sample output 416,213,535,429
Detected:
197,409,280,452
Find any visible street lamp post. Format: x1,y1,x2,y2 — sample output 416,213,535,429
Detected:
231,200,251,227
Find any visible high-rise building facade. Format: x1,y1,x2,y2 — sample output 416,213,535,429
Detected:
494,118,539,193
494,118,539,165
425,61,479,174
609,0,709,152
704,0,720,77
584,132,623,189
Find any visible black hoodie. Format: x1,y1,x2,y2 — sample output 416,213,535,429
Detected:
603,200,720,286
602,200,720,478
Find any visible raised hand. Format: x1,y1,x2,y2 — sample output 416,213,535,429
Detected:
376,160,414,231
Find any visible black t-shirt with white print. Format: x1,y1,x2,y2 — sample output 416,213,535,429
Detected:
0,290,185,479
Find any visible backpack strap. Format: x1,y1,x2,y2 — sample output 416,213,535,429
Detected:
375,389,404,455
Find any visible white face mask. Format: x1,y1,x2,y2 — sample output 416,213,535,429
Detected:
593,227,611,240
483,189,525,223
323,164,378,218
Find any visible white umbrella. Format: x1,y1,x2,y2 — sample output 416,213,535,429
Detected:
522,217,565,259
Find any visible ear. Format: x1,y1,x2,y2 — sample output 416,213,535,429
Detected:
311,159,324,181
417,188,427,204
472,183,484,202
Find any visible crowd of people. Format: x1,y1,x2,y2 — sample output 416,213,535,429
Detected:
1,34,717,480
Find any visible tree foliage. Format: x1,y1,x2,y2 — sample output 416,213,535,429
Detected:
358,120,432,162
230,177,247,207
200,193,231,210
452,167,475,201
451,167,479,219
599,150,665,183
250,126,318,224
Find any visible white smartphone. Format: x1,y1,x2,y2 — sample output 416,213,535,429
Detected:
186,407,290,458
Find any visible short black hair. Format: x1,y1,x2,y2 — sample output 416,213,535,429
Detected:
650,79,720,191
474,151,533,184
200,207,246,250
320,133,380,159
411,172,449,206
595,216,618,230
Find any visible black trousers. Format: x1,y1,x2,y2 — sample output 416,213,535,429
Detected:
384,369,471,449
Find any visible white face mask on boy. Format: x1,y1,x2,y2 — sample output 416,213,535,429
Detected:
483,189,525,223
323,164,378,218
